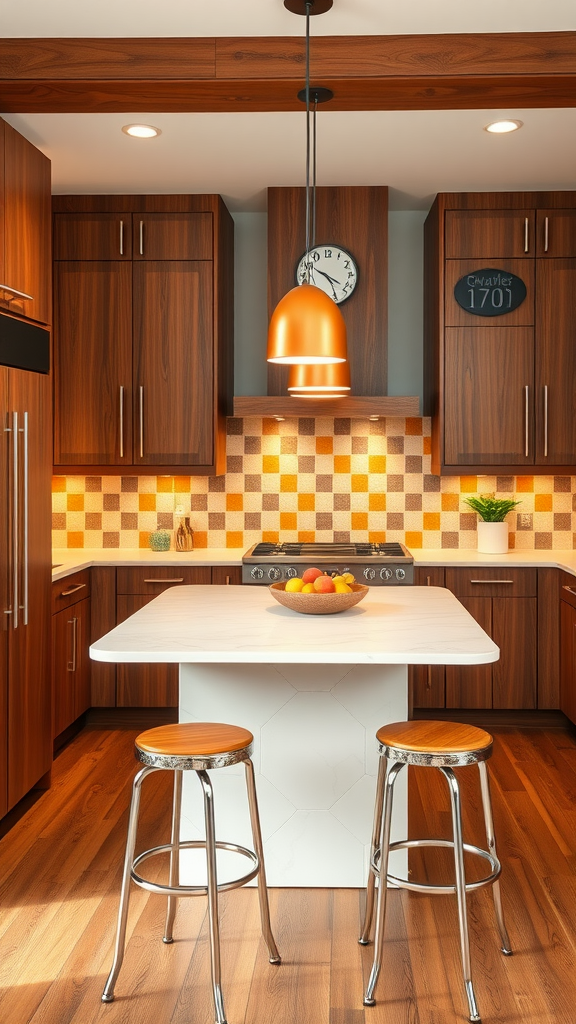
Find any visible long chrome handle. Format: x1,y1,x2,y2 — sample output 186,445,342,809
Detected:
524,384,529,458
470,579,514,585
225,575,231,585
12,412,18,629
119,385,125,459
60,582,87,597
139,385,144,458
544,216,549,253
0,283,34,302
425,575,432,688
22,412,28,625
543,384,548,458
119,219,124,256
139,220,144,256
3,418,13,621
67,617,78,672
563,585,576,598
143,578,185,583
524,217,529,253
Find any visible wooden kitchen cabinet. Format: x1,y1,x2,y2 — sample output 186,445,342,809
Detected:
53,212,132,261
536,209,576,258
409,567,446,708
133,212,212,261
52,572,91,739
559,572,576,725
444,209,535,259
212,566,242,585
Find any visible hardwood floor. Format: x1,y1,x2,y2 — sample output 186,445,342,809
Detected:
1,723,575,1023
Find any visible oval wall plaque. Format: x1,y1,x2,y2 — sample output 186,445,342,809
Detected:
454,268,527,317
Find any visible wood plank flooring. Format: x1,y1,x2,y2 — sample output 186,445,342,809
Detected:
1,723,575,1023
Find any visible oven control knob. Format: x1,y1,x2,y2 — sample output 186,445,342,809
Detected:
250,567,264,580
395,568,406,581
285,567,298,579
342,568,351,576
363,567,376,581
268,567,282,581
380,567,393,581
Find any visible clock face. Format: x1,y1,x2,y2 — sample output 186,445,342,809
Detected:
296,244,358,304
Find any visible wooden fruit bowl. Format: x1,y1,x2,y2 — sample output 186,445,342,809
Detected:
269,581,369,615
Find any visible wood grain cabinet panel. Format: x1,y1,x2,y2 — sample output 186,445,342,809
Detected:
133,212,213,261
536,210,576,258
409,567,446,709
90,567,117,708
117,566,211,594
560,598,576,725
535,258,576,465
211,566,242,585
0,367,8,817
445,596,493,709
445,210,535,259
492,596,537,709
53,212,131,260
52,595,91,738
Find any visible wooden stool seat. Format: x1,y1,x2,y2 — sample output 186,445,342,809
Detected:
376,720,492,756
136,722,254,759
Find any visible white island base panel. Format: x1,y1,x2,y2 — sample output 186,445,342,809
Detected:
177,662,407,888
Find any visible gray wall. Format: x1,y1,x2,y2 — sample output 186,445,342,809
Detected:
233,209,425,406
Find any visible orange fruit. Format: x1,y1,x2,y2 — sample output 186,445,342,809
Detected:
313,574,335,593
302,567,324,584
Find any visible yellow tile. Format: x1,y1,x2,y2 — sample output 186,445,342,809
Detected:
263,455,279,474
226,493,243,511
316,436,333,455
405,418,422,436
351,474,369,492
423,436,432,455
67,531,84,548
174,476,191,492
405,530,423,549
263,530,279,544
368,530,386,543
423,512,441,531
156,476,174,492
459,476,478,493
67,493,84,512
334,455,351,474
351,512,368,531
280,474,298,492
369,455,386,474
52,476,66,492
262,418,280,435
194,531,208,548
369,493,386,511
139,493,156,512
298,493,315,511
441,493,460,511
226,531,244,548
280,512,297,531
535,493,552,511
139,531,150,548
516,476,534,492
298,530,315,543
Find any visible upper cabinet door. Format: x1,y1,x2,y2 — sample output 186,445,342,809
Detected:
535,258,576,465
133,213,213,260
53,213,132,260
133,261,214,467
445,210,536,259
2,122,51,325
536,210,576,258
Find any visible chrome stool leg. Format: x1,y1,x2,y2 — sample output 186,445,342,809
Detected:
102,765,157,1003
478,761,512,956
359,755,387,945
198,769,227,1024
363,761,404,1007
441,767,481,1024
163,769,183,944
244,759,281,964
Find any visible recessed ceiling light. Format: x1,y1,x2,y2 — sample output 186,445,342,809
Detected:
484,119,523,134
122,124,161,139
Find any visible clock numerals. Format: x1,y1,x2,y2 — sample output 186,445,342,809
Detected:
324,248,332,258
295,245,358,305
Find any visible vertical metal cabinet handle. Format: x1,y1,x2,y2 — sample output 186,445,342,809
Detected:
22,412,29,625
139,385,144,458
225,575,231,585
12,412,18,629
524,385,529,458
119,385,125,459
544,216,549,253
426,575,432,689
3,418,13,621
524,217,529,253
139,220,144,256
543,385,548,458
67,617,78,672
119,219,124,256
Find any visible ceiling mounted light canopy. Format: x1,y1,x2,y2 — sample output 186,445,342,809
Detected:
288,361,351,396
122,124,161,138
267,0,348,369
484,119,523,134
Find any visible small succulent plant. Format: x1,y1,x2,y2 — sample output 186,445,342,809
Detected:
463,495,522,522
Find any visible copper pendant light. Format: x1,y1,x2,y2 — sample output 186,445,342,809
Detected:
287,360,351,396
267,0,348,368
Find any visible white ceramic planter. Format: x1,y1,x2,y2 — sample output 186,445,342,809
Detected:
477,520,509,554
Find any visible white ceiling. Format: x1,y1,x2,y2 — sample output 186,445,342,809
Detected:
3,1,576,212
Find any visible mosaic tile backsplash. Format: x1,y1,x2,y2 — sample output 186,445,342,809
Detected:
52,416,576,550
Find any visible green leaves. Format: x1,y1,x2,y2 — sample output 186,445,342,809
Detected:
463,495,522,522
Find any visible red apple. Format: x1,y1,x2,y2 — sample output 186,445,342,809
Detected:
313,574,335,593
302,566,324,584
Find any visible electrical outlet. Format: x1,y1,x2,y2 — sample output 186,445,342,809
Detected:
517,513,533,530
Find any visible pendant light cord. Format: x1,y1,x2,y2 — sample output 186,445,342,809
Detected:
304,0,312,282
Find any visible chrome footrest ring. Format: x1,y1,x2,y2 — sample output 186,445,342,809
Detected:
371,838,501,895
131,840,259,896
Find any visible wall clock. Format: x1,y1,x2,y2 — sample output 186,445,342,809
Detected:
295,244,358,304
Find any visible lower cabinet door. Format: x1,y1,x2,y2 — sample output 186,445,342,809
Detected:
52,597,91,738
492,597,537,709
211,566,242,585
116,595,178,707
410,567,446,708
445,596,493,708
560,599,576,725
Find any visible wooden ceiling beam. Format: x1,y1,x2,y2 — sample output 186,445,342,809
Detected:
1,32,575,113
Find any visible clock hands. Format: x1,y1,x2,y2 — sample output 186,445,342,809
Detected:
309,267,341,301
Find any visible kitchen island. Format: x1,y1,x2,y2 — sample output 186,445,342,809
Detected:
90,584,498,886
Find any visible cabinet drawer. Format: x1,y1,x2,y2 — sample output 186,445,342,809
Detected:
445,210,536,259
560,571,576,610
445,567,536,598
53,213,132,260
52,569,91,613
133,213,213,260
116,566,211,594
212,566,242,586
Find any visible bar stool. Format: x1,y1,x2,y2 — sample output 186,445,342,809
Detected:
102,722,281,1024
359,720,511,1023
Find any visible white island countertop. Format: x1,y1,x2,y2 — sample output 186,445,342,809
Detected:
90,583,498,666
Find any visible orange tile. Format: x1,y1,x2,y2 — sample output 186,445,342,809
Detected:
67,493,84,511
52,476,66,492
405,418,422,435
174,476,191,492
280,512,297,531
316,436,333,455
351,512,368,531
298,493,315,511
369,493,386,511
351,474,369,492
262,455,279,474
67,531,84,548
369,455,386,474
441,493,460,511
156,476,174,492
194,531,208,548
334,455,351,474
139,493,156,512
535,493,552,511
298,530,315,543
368,531,386,543
508,532,516,549
516,476,534,492
226,493,243,511
423,436,432,455
262,531,279,544
423,512,441,531
280,474,298,492
226,531,244,548
405,531,423,549
262,418,280,435
459,476,478,493
139,531,150,548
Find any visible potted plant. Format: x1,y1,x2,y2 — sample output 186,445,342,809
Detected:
462,495,521,554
